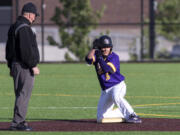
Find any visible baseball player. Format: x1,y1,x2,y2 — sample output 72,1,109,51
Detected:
85,35,142,123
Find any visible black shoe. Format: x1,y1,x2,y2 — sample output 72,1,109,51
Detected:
9,122,32,131
126,114,142,124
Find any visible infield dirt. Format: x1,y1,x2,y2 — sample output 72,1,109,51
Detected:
0,118,180,131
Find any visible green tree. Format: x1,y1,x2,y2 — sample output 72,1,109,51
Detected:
48,0,104,61
156,0,180,41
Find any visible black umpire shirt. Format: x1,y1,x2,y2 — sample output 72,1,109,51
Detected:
6,16,40,69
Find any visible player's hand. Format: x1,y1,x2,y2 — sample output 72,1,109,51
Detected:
32,66,40,75
95,50,103,60
92,38,100,49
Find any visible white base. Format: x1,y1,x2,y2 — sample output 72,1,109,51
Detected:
97,118,125,123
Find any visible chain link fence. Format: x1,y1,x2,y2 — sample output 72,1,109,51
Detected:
0,0,180,62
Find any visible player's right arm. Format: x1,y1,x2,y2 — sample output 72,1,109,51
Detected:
85,38,101,65
85,49,96,65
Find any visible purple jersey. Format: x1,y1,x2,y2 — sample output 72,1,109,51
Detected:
86,51,125,90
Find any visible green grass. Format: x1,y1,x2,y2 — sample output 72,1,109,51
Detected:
0,63,180,135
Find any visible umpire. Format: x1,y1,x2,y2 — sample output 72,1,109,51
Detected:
6,2,40,131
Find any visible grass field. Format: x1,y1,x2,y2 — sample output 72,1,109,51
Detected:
0,63,180,135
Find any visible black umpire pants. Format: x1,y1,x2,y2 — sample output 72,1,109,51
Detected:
11,62,34,126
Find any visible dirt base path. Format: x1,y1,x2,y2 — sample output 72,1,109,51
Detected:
0,118,180,131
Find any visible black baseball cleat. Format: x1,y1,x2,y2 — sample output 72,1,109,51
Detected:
9,122,32,131
126,114,142,124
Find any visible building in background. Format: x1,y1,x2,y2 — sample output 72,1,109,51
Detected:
0,0,166,62
0,0,12,42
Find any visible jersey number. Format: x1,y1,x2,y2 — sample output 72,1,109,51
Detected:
106,73,110,81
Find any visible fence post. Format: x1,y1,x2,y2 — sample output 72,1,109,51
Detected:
140,0,144,61
149,0,156,59
41,0,45,62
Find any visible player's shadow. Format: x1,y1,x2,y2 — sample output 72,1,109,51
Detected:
26,118,97,123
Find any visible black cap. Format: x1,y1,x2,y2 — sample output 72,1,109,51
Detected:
21,2,40,16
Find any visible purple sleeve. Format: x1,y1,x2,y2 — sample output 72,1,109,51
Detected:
98,54,119,73
97,57,114,73
107,55,119,73
85,56,95,65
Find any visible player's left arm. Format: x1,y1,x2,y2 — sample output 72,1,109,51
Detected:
97,55,116,74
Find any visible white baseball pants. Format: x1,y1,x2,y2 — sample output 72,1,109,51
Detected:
97,81,135,121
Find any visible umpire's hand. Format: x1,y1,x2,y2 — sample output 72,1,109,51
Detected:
32,66,40,75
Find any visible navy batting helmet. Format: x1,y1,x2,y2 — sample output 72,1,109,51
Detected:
99,35,113,48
